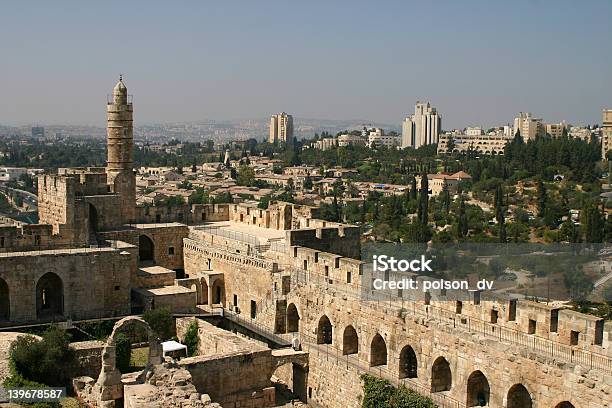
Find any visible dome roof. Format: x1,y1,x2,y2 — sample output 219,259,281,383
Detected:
113,76,127,93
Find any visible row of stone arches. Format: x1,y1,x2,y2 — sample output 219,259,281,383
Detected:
0,273,64,321
308,313,577,408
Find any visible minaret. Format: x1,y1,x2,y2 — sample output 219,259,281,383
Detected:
106,75,136,223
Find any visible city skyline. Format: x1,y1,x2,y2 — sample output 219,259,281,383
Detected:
1,1,611,129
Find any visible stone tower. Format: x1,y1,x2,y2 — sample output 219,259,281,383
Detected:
106,76,136,223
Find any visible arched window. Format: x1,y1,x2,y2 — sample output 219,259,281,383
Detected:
36,272,63,319
342,325,358,355
286,303,300,333
506,384,532,408
466,370,490,407
431,356,452,392
0,278,9,321
399,345,418,378
554,402,575,408
139,235,154,262
316,315,332,344
369,333,387,367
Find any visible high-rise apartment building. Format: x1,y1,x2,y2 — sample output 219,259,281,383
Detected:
401,102,441,149
513,112,545,141
602,109,612,159
31,126,45,138
269,112,294,145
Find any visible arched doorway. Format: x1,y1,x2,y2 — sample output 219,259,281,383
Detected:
506,384,532,408
286,303,300,333
554,402,575,408
211,280,224,305
342,325,358,355
466,370,490,407
316,315,332,344
399,345,418,379
431,356,452,392
139,235,154,263
0,278,9,321
369,333,387,367
36,272,63,319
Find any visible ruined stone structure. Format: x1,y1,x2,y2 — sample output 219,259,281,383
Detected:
0,78,610,408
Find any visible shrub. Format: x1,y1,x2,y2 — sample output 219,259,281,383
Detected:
361,374,437,408
183,321,199,357
6,326,75,388
143,307,175,340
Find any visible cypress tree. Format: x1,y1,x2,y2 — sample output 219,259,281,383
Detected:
418,172,429,226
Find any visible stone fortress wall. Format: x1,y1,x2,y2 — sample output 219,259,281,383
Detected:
180,201,611,408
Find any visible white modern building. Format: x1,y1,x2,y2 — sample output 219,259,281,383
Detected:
513,112,545,141
367,128,399,148
269,112,294,145
401,102,441,149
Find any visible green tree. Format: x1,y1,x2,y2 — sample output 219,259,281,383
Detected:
536,178,547,218
7,326,76,388
582,202,604,243
417,173,429,226
143,307,175,340
303,175,313,190
183,321,199,357
236,165,255,186
409,177,417,201
456,196,468,239
494,184,506,243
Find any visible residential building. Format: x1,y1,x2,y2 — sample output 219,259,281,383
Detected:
513,112,545,141
367,128,399,148
312,137,338,150
437,132,510,155
0,167,28,182
337,133,367,147
546,122,568,138
269,112,294,145
603,109,612,159
415,171,473,196
401,101,441,149
466,127,484,136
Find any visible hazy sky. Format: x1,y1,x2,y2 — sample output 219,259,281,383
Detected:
1,0,611,129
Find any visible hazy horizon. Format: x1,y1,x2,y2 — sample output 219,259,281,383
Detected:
1,1,611,129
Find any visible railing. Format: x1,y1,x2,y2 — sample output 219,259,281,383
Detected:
194,225,260,246
289,267,612,375
0,241,117,257
224,308,291,347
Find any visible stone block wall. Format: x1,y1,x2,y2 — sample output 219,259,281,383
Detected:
71,340,105,379
100,224,189,272
287,226,361,259
281,281,611,408
0,246,132,324
176,317,267,357
179,349,276,404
